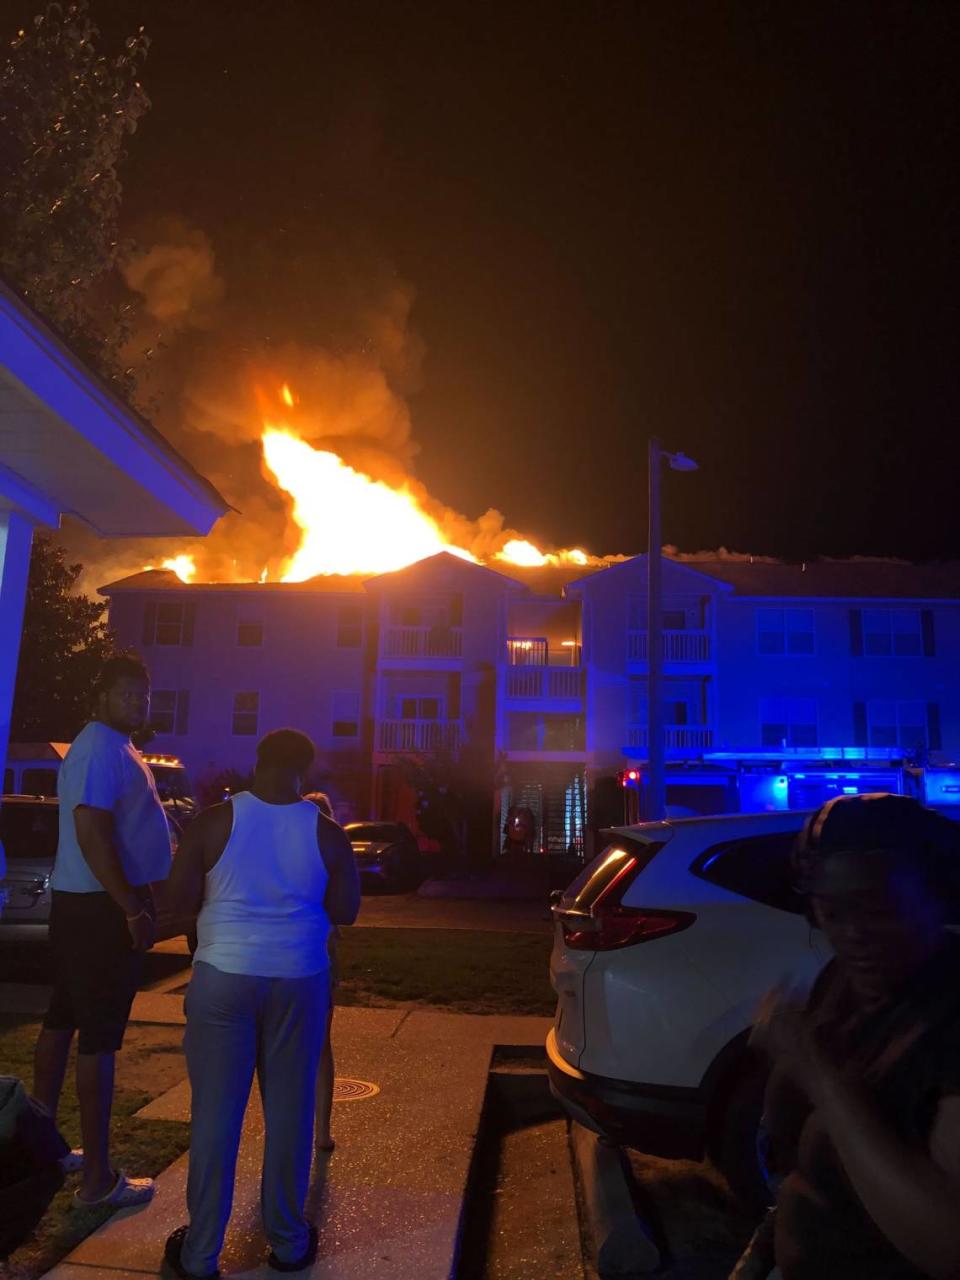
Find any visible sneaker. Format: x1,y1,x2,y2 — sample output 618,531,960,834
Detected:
60,1148,84,1174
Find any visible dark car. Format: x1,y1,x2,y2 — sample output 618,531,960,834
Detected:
344,821,422,891
0,795,194,943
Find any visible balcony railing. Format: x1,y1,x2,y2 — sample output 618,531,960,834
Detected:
626,725,715,750
382,626,463,659
505,666,582,701
628,630,711,663
377,719,462,754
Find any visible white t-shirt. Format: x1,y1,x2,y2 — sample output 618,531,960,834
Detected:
51,721,172,893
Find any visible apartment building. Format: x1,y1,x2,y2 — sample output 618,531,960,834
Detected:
101,552,960,856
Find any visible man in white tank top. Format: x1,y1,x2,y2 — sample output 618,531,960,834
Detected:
161,730,360,1278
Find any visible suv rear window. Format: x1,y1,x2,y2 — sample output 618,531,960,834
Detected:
0,803,59,861
691,832,804,914
561,839,665,912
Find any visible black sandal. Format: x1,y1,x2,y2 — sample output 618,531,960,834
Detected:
164,1225,221,1280
268,1224,319,1272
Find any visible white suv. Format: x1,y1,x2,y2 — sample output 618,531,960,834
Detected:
547,811,831,1205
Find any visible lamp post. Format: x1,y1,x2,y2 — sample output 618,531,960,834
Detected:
647,439,698,821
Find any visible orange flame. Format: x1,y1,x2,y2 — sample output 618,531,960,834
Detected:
261,426,477,579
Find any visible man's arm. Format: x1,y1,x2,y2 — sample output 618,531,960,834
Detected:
317,815,361,926
74,806,154,950
166,804,231,917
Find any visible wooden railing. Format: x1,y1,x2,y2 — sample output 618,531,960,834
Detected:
628,630,711,662
377,720,462,753
382,626,463,659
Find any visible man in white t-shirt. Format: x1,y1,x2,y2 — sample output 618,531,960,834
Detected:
32,654,171,1208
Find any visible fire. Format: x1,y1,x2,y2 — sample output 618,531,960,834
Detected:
143,554,196,582
495,540,592,569
261,427,477,579
145,383,616,584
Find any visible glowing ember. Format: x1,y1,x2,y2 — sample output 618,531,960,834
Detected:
280,383,295,408
261,428,476,579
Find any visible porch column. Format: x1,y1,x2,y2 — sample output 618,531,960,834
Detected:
0,509,34,791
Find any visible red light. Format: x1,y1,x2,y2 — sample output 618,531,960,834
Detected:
627,769,640,781
563,909,696,951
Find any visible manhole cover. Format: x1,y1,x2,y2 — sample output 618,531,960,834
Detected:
332,1077,380,1102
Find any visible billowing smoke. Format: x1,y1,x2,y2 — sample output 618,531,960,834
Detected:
64,217,537,590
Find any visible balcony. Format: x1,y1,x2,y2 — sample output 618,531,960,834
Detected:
505,666,582,701
377,719,462,754
382,626,462,660
628,630,711,663
626,725,715,751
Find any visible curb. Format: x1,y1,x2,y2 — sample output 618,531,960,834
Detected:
570,1122,661,1278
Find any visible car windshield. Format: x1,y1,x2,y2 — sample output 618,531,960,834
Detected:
149,765,194,801
346,824,403,842
0,803,59,861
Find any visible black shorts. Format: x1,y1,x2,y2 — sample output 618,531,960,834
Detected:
43,891,147,1054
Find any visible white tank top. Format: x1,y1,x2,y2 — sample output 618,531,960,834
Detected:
194,791,330,978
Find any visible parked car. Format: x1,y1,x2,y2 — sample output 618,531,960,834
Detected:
344,821,423,890
547,810,828,1208
0,795,193,943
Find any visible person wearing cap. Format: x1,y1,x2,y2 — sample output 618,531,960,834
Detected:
735,793,960,1280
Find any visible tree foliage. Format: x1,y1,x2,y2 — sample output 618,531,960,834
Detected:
0,1,149,391
11,534,116,742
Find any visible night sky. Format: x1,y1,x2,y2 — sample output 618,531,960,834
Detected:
90,0,960,563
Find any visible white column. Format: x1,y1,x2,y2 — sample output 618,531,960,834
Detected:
0,509,34,790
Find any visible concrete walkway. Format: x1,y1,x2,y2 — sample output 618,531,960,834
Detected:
45,1003,553,1280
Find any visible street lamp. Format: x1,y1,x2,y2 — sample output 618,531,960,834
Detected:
647,439,699,821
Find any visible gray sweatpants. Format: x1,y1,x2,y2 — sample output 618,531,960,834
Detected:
181,960,330,1274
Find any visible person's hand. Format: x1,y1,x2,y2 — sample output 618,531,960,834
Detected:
126,907,156,952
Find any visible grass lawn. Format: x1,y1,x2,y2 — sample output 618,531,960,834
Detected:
0,1018,189,1280
337,927,556,1016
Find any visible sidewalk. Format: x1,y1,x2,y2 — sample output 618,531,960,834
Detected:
45,1000,553,1279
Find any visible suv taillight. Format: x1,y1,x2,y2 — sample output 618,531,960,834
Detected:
556,852,695,951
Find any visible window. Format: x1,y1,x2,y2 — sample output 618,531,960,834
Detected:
331,691,360,739
20,769,58,797
867,700,928,750
237,622,262,647
861,609,923,656
143,601,195,646
0,802,59,861
151,690,190,735
760,697,818,748
232,691,259,736
336,605,363,648
756,608,815,655
398,696,442,721
691,833,805,915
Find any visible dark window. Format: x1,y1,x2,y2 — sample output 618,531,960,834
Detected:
143,601,196,646
757,608,814,655
663,610,687,630
862,609,922,657
232,691,259,736
692,832,805,914
331,690,359,739
151,690,190,736
543,715,585,751
508,712,539,752
238,622,263,647
760,697,818,749
336,605,363,648
0,802,59,860
20,769,58,797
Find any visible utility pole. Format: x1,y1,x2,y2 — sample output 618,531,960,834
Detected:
645,440,698,822
647,438,665,821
